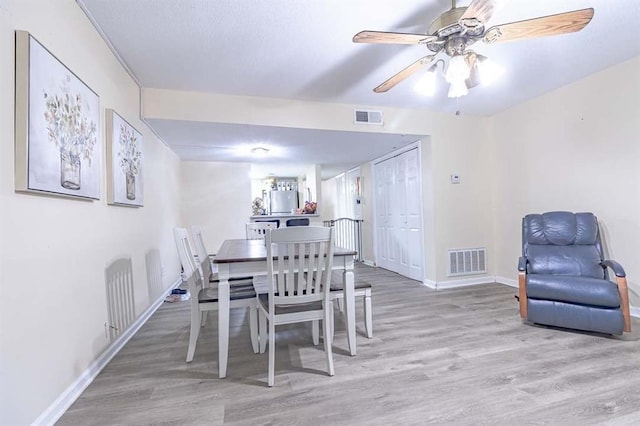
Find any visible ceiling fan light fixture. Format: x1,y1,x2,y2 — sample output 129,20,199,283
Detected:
414,66,438,96
476,55,504,86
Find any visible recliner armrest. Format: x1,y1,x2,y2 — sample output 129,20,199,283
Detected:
518,256,527,272
601,260,626,277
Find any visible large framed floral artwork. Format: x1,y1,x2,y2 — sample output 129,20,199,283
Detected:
106,109,144,207
14,31,101,200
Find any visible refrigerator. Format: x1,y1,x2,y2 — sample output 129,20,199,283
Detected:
268,190,298,214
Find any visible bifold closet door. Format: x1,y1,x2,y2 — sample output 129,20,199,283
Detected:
375,158,396,272
374,148,423,281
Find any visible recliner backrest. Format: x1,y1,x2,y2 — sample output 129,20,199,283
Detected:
522,211,605,278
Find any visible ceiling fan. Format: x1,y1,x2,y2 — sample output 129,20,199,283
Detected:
353,0,594,98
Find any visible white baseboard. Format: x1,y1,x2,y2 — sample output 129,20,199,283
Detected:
434,276,497,290
362,259,375,267
422,279,437,289
34,278,182,426
495,276,518,288
631,306,640,318
422,276,496,290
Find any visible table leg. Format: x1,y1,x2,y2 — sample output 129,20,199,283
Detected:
343,268,356,356
218,278,230,378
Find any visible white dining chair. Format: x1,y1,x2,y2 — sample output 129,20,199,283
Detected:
173,227,259,362
256,226,335,387
245,221,277,240
190,225,216,278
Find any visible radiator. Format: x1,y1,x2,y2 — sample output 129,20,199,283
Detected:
447,248,487,276
105,257,136,342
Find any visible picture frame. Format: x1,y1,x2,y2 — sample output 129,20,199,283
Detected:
106,109,144,207
14,30,101,200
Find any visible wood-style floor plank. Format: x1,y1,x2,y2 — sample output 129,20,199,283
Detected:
58,265,640,425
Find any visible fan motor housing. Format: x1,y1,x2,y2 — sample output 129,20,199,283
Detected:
428,7,467,36
426,6,485,54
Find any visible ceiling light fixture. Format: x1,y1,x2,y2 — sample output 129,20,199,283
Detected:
251,146,270,156
414,53,503,99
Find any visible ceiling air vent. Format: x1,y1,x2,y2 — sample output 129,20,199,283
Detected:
354,109,383,125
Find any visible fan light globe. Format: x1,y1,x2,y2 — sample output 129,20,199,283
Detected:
445,55,471,83
414,69,437,96
477,57,505,86
448,80,468,98
445,55,471,98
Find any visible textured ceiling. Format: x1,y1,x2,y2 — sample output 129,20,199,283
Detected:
145,119,422,179
78,0,640,178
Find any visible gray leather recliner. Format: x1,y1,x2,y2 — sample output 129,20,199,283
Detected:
518,211,631,335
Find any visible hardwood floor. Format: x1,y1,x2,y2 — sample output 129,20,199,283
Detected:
58,265,640,425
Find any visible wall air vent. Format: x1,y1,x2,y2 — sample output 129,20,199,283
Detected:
354,109,383,125
447,248,487,276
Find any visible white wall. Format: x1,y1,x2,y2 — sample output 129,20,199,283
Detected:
425,121,494,283
180,161,252,251
0,1,182,424
490,57,640,306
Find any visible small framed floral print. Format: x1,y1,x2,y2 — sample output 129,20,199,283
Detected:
106,109,144,207
14,31,101,199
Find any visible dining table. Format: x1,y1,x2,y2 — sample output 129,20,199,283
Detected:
213,238,358,378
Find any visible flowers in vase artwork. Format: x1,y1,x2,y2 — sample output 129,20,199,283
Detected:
107,109,144,206
43,75,98,191
117,124,142,200
15,31,101,199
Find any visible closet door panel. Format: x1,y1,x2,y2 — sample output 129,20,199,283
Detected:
405,149,423,280
374,147,423,280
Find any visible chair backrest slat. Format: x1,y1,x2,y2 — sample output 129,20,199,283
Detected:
306,241,317,294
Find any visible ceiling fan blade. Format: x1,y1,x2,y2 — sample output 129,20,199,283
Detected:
483,8,594,44
373,56,435,93
353,30,437,45
459,0,500,28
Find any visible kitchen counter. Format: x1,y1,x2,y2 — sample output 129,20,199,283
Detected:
250,213,320,220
